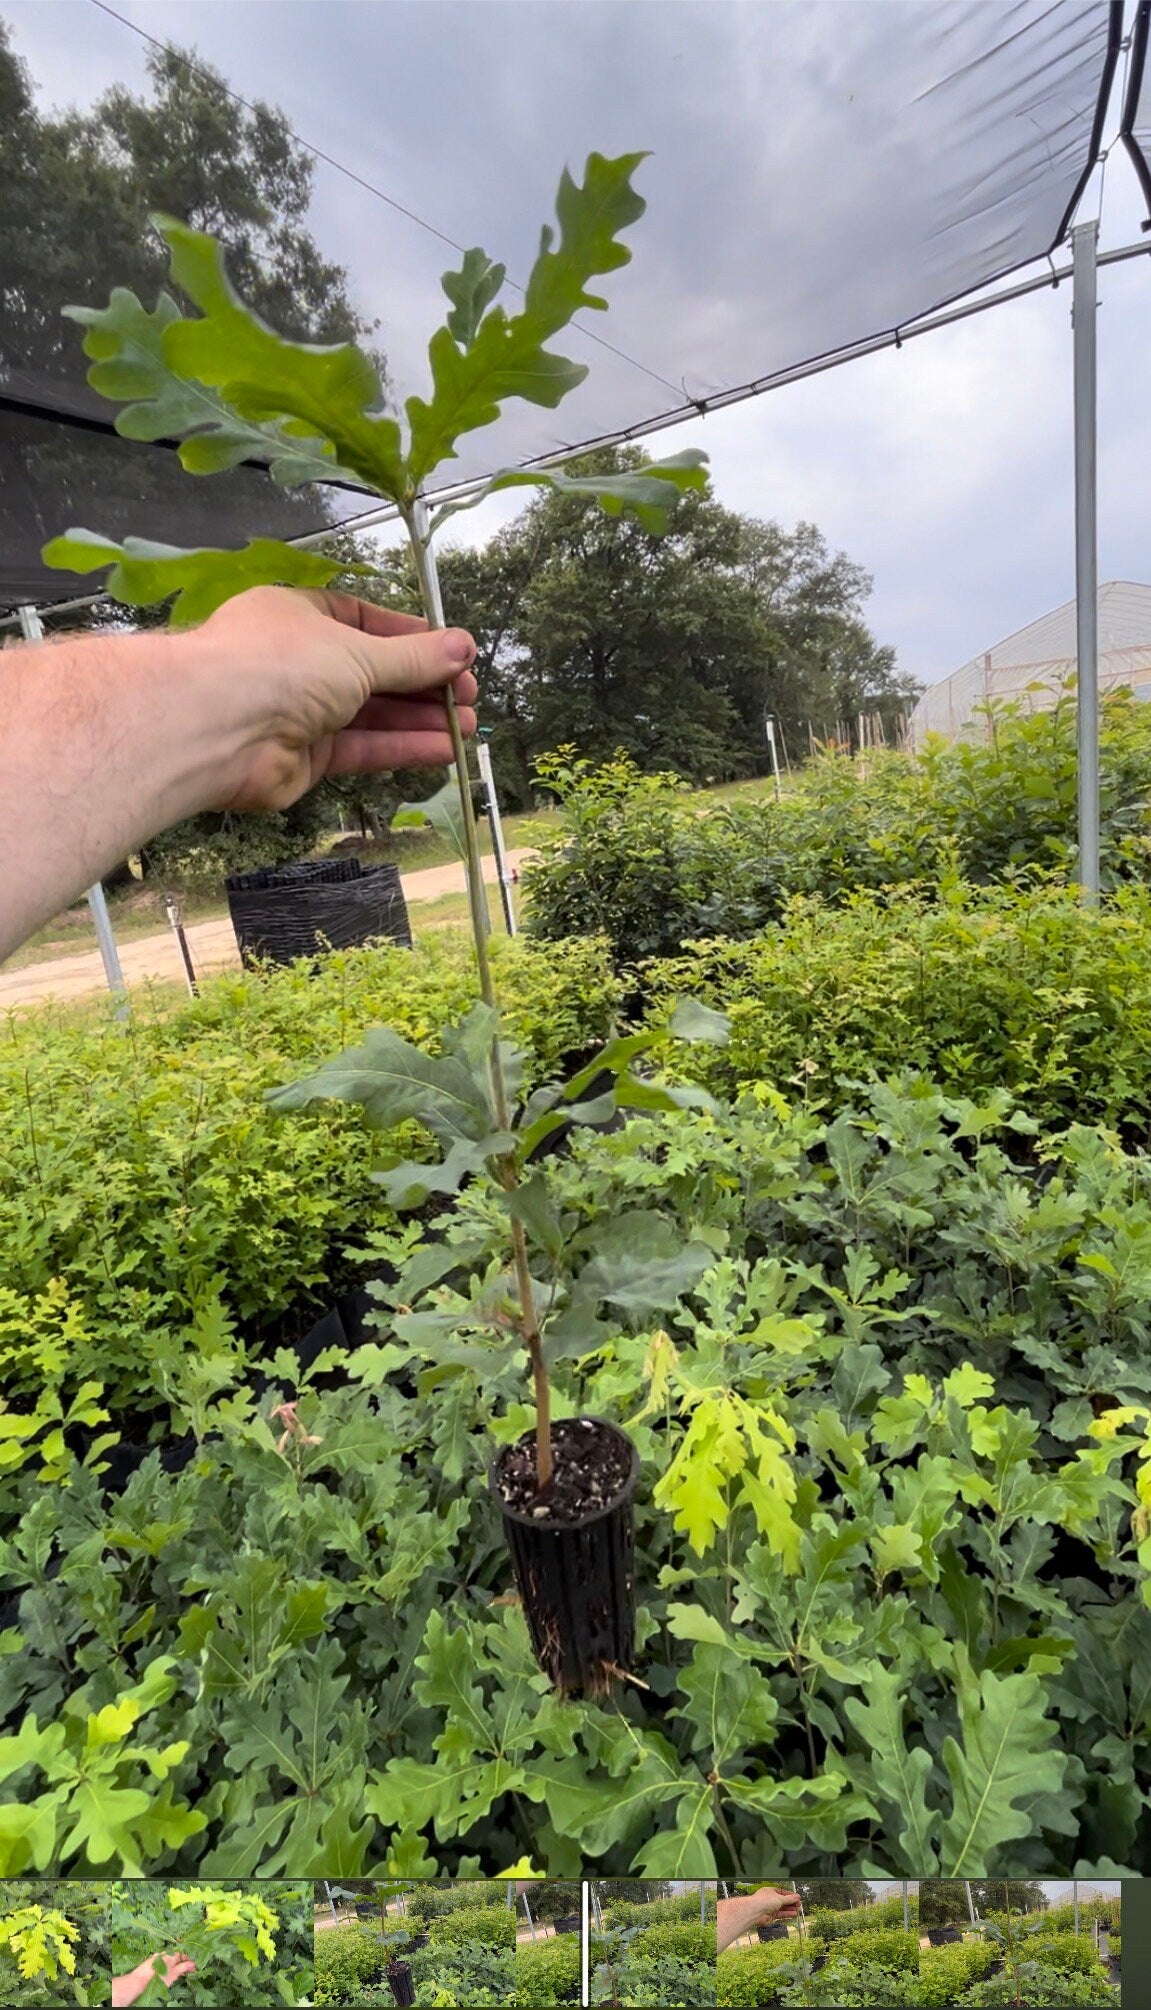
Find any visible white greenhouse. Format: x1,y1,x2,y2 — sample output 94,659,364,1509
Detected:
910,581,1151,744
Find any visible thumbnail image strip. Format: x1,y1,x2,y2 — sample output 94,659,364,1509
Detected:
313,1880,515,2005
589,1881,715,2007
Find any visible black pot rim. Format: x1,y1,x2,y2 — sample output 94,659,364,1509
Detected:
489,1414,639,1531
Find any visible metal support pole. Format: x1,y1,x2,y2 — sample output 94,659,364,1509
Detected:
581,1881,590,2006
965,1882,976,1927
164,895,198,996
1072,220,1100,901
477,735,517,934
522,1892,537,1942
764,713,782,800
1073,1881,1079,1936
323,1881,339,1928
16,605,130,1014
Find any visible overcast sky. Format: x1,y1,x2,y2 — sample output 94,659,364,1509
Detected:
6,0,1150,685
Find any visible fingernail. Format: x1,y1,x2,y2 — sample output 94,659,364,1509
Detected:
441,629,474,667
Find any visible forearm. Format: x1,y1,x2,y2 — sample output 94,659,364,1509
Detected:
0,627,226,959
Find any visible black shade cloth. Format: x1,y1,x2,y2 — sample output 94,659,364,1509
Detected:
1121,0,1151,218
0,0,1125,611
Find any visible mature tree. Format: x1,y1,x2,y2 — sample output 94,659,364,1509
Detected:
591,1881,671,1906
0,19,380,374
919,1881,1047,1927
793,1881,875,1911
365,448,913,808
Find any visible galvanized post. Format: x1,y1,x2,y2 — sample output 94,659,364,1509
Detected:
17,604,129,1014
323,1881,339,1928
965,1882,976,1927
477,734,517,934
522,1891,536,1942
764,713,782,800
1073,1881,1079,1936
1072,220,1100,901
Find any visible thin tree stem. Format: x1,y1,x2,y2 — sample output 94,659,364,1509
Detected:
404,500,552,1488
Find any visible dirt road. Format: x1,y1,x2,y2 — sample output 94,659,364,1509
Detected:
0,850,532,1011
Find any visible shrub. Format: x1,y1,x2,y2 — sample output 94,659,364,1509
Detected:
648,881,1151,1141
917,1941,998,2006
0,931,620,1412
408,1940,515,2006
313,1925,388,1999
515,1937,581,2006
1109,1933,1121,1961
1026,1932,1108,1976
525,692,1151,966
427,1904,516,1950
629,1920,716,1963
963,1965,1116,2007
717,1944,805,2006
822,1927,918,1974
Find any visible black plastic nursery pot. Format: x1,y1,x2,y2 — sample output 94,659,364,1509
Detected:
386,1961,415,2008
553,1916,581,1936
757,1924,790,1942
925,1929,962,1945
489,1416,640,1696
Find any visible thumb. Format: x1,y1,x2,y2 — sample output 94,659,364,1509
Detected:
354,625,475,697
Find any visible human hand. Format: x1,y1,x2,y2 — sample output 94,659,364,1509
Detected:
190,586,478,812
111,1952,197,2007
716,1886,803,1954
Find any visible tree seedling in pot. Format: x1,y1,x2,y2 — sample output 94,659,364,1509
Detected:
44,149,724,1694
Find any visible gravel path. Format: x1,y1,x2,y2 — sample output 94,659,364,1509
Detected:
0,849,532,1010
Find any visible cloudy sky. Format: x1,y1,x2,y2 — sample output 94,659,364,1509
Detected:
6,0,1150,685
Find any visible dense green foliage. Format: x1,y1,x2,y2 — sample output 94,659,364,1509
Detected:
590,1905,716,2007
0,933,618,1416
650,880,1151,1141
515,1935,581,2006
107,1881,311,2006
313,1923,388,2002
2,1084,1148,1876
0,1882,109,2007
524,694,1151,963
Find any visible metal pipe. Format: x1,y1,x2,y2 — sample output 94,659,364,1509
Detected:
522,1891,536,1942
1073,1880,1079,1936
7,235,1149,634
15,604,129,1015
323,1881,339,1929
965,1882,976,1926
764,714,782,800
477,736,517,934
1073,221,1100,900
164,895,198,995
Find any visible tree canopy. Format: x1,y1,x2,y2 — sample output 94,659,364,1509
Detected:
0,17,379,377
362,447,915,810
